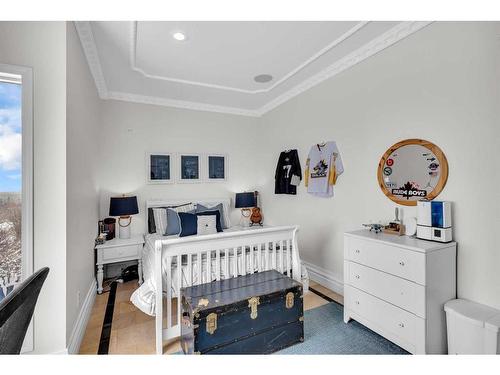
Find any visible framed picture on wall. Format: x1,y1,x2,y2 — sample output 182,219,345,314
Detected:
206,154,227,181
179,153,201,183
147,153,174,184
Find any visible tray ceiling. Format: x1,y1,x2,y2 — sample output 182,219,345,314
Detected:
76,21,431,117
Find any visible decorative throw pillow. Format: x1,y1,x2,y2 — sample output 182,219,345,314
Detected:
196,203,228,229
178,212,198,237
165,203,196,235
197,215,218,235
152,208,168,235
148,207,157,233
196,210,223,232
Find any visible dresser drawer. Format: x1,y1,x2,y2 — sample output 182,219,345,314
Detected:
346,261,426,318
346,285,424,350
346,237,426,285
102,244,141,261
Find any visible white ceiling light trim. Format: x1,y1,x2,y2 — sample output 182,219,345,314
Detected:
74,21,109,99
256,21,432,115
107,91,261,117
129,21,369,94
76,21,432,117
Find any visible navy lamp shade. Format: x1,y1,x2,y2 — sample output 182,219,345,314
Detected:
109,196,139,216
235,192,256,208
109,196,138,239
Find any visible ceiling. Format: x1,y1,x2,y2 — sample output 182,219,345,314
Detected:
76,21,430,117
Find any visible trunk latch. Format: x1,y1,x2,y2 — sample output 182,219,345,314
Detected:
248,296,260,319
286,292,294,309
206,312,217,335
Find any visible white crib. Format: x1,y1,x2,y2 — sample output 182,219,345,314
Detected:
153,225,304,354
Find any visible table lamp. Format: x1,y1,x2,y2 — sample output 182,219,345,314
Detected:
235,192,256,227
109,195,139,239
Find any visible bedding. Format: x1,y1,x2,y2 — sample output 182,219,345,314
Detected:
148,203,195,234
178,212,198,237
165,203,196,235
179,210,222,237
197,215,218,235
152,208,168,236
196,203,228,228
130,229,292,316
196,210,223,232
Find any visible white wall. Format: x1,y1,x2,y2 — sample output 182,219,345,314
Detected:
257,22,500,309
0,22,67,353
98,100,262,235
66,23,101,348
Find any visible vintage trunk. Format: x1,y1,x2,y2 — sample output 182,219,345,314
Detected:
181,270,304,354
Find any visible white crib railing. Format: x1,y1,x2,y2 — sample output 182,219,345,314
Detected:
153,225,303,354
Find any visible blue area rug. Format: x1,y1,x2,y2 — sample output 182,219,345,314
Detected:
277,302,409,355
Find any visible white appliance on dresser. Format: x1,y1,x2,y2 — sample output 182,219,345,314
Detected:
344,230,457,354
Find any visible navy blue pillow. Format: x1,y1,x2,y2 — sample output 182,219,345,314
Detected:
178,212,198,237
166,207,196,235
196,210,223,232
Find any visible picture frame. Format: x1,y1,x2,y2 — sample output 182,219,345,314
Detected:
147,152,174,184
179,153,202,183
205,154,227,182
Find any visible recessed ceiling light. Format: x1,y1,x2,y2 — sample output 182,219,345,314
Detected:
172,32,186,41
254,74,273,83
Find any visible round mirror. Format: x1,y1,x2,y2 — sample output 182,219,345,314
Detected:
377,139,448,206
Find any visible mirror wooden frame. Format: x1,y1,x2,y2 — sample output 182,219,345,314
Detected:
377,139,449,206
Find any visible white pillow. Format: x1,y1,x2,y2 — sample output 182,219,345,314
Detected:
197,215,218,235
152,208,168,235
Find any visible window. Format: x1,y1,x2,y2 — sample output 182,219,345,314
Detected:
0,74,22,300
0,65,33,352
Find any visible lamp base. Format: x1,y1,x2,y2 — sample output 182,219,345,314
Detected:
119,225,131,239
240,208,252,228
118,216,132,239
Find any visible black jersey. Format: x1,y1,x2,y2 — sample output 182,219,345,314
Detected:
275,149,302,195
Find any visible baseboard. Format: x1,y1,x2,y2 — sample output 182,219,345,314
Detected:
303,261,344,296
67,279,97,354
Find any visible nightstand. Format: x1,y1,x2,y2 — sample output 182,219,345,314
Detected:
95,235,145,294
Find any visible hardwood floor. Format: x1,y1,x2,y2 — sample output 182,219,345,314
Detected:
78,279,343,354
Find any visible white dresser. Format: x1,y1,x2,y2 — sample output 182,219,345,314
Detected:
344,230,456,354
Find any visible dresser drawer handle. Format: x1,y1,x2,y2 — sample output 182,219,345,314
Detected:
355,249,360,254
399,261,405,266
398,323,405,328
355,275,360,279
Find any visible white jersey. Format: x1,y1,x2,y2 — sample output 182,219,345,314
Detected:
306,141,344,197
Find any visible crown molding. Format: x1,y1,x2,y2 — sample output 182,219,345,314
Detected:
255,21,432,116
130,21,369,95
76,21,432,118
74,21,109,99
107,91,261,117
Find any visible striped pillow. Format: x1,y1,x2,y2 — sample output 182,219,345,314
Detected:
152,208,168,235
174,203,195,213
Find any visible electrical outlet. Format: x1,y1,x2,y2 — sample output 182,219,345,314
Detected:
77,291,81,307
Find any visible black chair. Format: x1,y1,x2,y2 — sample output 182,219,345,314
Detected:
0,267,49,354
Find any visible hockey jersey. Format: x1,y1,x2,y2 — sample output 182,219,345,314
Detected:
305,141,344,197
275,149,302,195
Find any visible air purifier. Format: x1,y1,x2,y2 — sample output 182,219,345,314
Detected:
416,200,452,242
